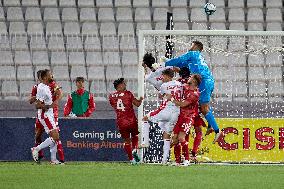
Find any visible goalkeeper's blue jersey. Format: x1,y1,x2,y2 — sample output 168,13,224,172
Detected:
165,51,214,81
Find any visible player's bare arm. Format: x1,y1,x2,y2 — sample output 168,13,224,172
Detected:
165,94,190,108
29,96,37,104
132,97,143,107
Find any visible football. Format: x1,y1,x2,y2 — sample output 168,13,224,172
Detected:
204,2,216,15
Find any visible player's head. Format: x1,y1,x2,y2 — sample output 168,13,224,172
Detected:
75,77,85,89
188,74,201,87
40,69,52,83
162,68,174,82
36,70,43,82
44,69,54,82
190,40,203,52
142,52,156,70
113,78,126,91
179,67,191,79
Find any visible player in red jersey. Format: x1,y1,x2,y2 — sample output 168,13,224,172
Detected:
109,78,143,164
166,74,201,166
29,69,65,163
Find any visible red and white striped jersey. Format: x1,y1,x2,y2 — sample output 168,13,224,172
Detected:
145,66,173,90
159,80,183,107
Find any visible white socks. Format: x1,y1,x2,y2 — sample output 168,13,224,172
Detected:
162,139,171,162
35,137,54,151
141,121,150,147
50,142,57,162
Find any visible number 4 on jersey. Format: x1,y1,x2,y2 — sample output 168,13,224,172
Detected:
117,99,126,111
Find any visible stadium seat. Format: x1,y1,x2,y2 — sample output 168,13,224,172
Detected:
47,36,65,51
66,36,83,50
34,65,51,75
52,65,70,80
229,23,245,30
266,0,282,8
41,0,57,7
51,52,68,66
227,0,244,8
266,67,283,81
268,81,283,96
0,66,16,80
232,66,246,81
11,35,28,50
22,0,38,6
103,52,120,65
25,7,41,21
210,37,227,50
266,8,282,22
247,23,264,31
211,53,228,67
4,0,20,6
86,52,103,66
154,21,167,30
121,52,138,66
98,8,115,22
100,22,116,35
105,65,122,79
80,8,96,22
17,66,34,80
247,8,264,22
59,0,76,7
249,81,266,96
90,80,107,101
266,53,282,66
209,8,226,22
214,81,233,98
96,0,113,7
210,0,225,7
133,0,149,7
152,0,169,7
190,8,207,23
210,23,226,30
248,55,265,66
125,79,138,95
57,80,72,97
172,8,188,22
170,0,187,8
2,80,19,99
70,66,87,79
122,65,137,79
27,22,44,35
189,0,206,8
136,23,152,34
102,36,119,51
119,36,136,51
247,0,263,8
44,8,60,22
116,8,133,22
30,36,46,50
14,51,32,66
266,22,282,31
228,8,245,22
7,7,24,21
82,22,98,35
118,22,135,35
153,8,169,22
0,23,7,36
0,51,13,65
46,22,63,35
9,22,26,34
19,80,36,98
228,37,246,51
0,8,5,21
232,81,247,97
62,8,78,22
115,0,131,7
213,67,231,81
87,66,105,80
32,51,49,66
84,36,101,51
135,8,151,22
248,67,265,80
68,52,85,66
174,23,189,30
78,0,94,7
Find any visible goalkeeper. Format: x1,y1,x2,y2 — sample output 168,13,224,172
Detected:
165,40,223,143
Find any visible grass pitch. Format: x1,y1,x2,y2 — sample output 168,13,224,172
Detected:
0,162,283,189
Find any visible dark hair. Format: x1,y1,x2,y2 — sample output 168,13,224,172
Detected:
162,68,175,78
40,69,49,80
143,52,155,69
113,78,125,89
36,70,43,80
75,77,85,83
179,67,191,79
192,74,202,86
192,40,203,51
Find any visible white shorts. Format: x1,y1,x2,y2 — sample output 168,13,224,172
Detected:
38,109,57,134
148,106,180,134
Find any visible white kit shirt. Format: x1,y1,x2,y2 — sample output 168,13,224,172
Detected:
145,66,173,90
159,80,183,107
36,83,53,114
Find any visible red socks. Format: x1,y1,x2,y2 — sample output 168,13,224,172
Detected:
56,140,65,162
181,141,189,161
132,135,139,150
174,144,181,163
124,143,133,160
192,126,202,156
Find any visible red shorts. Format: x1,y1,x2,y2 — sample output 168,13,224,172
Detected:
193,115,206,127
173,115,194,135
118,124,139,139
35,118,44,129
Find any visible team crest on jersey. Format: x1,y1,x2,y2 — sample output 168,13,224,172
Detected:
119,93,124,96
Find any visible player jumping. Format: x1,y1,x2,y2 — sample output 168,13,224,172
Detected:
165,41,223,143
143,68,182,164
109,78,143,165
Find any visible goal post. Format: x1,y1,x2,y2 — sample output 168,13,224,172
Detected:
137,30,284,163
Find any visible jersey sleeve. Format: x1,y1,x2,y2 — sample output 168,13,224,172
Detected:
165,52,191,68
159,83,166,95
31,85,37,96
184,90,199,105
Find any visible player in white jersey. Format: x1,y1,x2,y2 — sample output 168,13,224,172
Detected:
30,69,61,164
143,68,182,164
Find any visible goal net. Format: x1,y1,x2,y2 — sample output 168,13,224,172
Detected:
138,30,284,163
